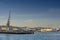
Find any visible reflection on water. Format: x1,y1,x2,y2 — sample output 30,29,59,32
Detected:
0,32,60,40
0,34,34,40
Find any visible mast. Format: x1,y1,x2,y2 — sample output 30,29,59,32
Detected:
7,10,11,27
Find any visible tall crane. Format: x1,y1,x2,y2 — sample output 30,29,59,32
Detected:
7,10,11,27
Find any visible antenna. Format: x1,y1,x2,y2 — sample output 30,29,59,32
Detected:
7,10,11,27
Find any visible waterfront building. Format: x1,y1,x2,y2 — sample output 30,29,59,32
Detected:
40,28,52,32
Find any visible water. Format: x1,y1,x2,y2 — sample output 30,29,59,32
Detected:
0,32,60,40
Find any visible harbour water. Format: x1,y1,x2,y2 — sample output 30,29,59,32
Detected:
0,32,60,40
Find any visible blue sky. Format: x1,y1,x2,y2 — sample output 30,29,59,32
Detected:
0,0,60,27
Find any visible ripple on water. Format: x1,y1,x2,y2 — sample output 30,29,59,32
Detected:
0,32,60,40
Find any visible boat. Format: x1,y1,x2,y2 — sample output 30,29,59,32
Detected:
0,10,34,34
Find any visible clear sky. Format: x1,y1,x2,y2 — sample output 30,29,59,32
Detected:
0,0,60,28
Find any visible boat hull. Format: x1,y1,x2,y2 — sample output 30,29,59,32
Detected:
0,31,34,34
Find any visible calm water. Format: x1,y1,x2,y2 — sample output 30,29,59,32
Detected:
0,32,60,40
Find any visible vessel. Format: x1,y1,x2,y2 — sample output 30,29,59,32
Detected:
0,11,34,34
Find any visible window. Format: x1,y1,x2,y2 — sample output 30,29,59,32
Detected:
13,28,18,30
2,27,9,30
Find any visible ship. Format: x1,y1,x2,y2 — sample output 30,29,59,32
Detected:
0,11,34,34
